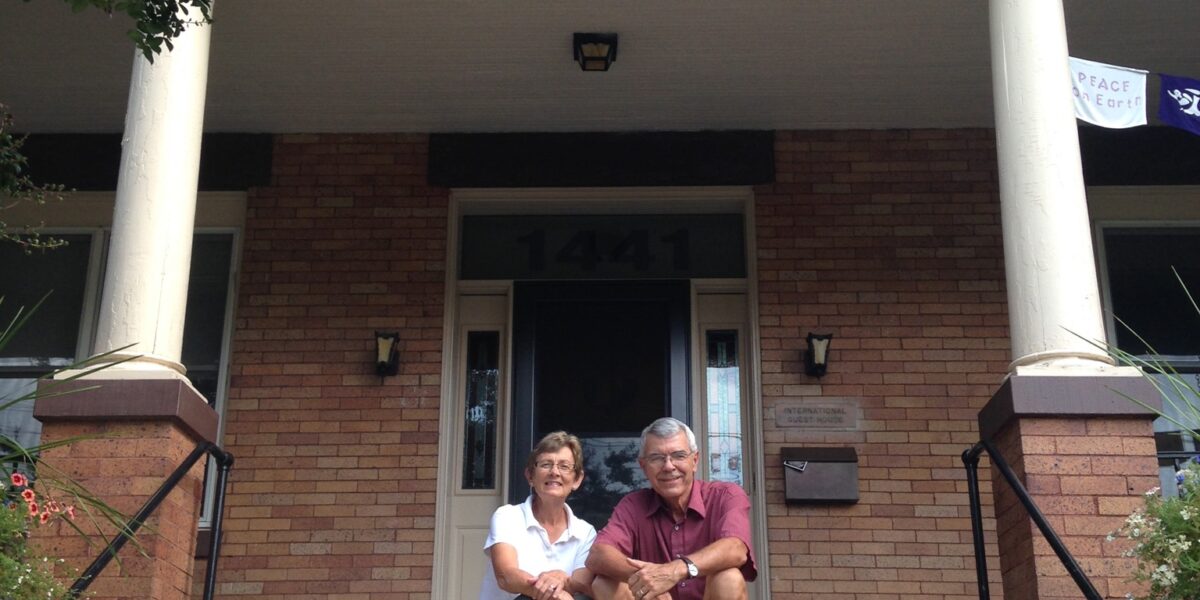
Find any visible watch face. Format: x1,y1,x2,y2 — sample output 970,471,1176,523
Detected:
685,559,699,577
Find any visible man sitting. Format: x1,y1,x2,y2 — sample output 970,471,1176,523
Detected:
586,418,756,600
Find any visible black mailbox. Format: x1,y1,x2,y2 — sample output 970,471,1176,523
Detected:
781,447,858,504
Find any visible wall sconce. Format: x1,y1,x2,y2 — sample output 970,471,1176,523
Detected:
376,332,400,378
573,33,618,71
805,333,833,377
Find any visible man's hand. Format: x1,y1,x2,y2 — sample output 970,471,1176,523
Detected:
527,570,571,600
624,557,684,599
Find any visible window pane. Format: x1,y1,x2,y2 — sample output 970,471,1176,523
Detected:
182,234,235,525
706,330,743,486
0,234,92,362
1104,228,1200,498
182,234,233,405
1151,373,1200,435
0,378,40,449
462,331,499,490
0,235,92,448
1103,228,1200,356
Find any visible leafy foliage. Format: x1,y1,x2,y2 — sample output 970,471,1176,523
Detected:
1109,460,1200,600
3,0,214,250
0,105,68,253
42,0,214,62
1,474,74,600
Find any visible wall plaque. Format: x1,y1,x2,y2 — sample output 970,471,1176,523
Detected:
775,400,859,430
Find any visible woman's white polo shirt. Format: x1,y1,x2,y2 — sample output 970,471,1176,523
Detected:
479,496,596,600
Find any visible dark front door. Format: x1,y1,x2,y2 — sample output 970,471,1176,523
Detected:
510,280,690,527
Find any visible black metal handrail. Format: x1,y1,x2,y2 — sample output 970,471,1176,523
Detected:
962,439,1101,600
68,441,234,600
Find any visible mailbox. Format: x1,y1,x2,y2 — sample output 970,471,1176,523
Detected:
782,447,858,504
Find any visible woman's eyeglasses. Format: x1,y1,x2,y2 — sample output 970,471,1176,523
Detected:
535,461,576,474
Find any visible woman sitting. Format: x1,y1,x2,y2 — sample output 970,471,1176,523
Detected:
480,431,596,600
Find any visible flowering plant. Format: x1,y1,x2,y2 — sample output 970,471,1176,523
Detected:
1109,458,1200,599
1,297,144,599
0,471,78,599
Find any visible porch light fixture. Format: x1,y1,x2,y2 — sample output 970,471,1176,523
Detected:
804,333,833,378
573,33,618,71
376,332,400,378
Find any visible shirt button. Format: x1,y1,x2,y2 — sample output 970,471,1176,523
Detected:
680,582,688,588
673,525,680,531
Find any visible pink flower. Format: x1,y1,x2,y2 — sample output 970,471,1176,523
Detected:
27,502,38,516
21,489,35,503
65,505,76,521
46,500,61,513
10,473,27,487
38,511,50,524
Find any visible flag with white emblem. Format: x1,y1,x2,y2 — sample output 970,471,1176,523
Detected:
1159,73,1200,137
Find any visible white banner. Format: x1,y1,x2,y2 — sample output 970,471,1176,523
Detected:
1069,57,1147,128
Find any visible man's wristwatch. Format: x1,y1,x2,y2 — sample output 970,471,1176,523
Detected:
680,556,699,579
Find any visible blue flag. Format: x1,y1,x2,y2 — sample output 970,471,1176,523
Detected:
1159,73,1200,136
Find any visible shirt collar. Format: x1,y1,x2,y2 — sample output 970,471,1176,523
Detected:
521,495,588,541
645,479,708,519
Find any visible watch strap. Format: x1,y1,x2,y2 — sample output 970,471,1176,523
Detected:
680,556,698,578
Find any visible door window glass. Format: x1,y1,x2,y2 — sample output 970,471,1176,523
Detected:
512,281,689,529
462,331,500,490
705,330,743,486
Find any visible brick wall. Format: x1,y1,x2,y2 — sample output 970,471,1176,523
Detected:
209,134,448,598
991,417,1157,599
39,420,206,600
756,129,1010,599
208,129,1019,599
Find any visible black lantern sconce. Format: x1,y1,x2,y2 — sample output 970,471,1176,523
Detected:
376,332,400,378
804,333,833,378
573,33,618,71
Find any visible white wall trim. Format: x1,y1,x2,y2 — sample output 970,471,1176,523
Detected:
431,192,462,600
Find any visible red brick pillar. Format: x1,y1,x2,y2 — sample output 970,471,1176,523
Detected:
979,375,1160,599
33,379,218,600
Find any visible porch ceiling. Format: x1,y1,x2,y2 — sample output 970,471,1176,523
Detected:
1,1,1196,134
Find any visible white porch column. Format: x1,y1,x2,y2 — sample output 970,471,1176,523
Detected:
988,0,1114,373
92,19,213,377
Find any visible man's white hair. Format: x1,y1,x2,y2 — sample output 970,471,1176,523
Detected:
639,417,698,456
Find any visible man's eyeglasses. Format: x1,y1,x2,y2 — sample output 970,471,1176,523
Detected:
535,461,576,474
643,450,694,467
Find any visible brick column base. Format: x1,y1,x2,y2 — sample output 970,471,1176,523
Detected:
979,375,1161,599
33,379,218,600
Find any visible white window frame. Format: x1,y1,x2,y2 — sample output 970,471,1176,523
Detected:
1091,185,1200,496
2,191,244,528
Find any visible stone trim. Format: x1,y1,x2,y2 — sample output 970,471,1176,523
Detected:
978,374,1162,441
34,379,218,444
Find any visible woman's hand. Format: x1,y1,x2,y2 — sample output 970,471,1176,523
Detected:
528,569,571,600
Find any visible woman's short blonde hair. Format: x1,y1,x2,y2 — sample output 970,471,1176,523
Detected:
525,431,584,477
